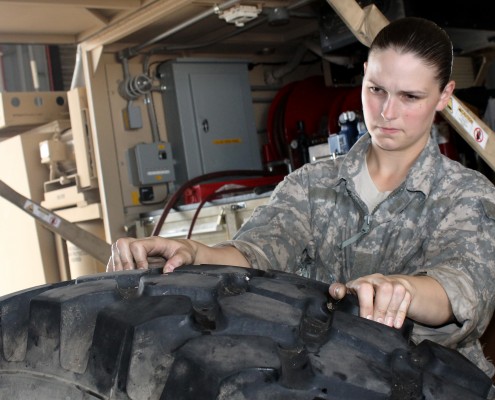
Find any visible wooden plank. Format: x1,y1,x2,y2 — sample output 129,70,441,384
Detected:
79,0,193,50
442,95,495,172
326,0,388,47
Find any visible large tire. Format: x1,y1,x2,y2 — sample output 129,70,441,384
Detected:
0,265,491,399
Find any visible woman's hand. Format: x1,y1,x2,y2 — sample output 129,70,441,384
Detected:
329,273,453,328
107,236,199,273
107,236,251,273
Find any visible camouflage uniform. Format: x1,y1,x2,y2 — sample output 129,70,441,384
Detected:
216,133,495,377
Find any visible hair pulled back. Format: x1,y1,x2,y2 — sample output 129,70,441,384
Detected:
369,17,453,91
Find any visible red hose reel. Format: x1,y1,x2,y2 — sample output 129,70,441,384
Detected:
264,75,362,169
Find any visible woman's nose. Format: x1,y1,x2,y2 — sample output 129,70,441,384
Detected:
381,95,398,122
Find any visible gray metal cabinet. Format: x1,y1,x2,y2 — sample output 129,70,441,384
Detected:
158,59,262,185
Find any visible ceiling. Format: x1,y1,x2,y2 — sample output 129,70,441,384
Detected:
0,0,493,58
0,0,322,53
0,0,135,44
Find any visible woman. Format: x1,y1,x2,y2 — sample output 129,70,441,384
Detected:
107,17,495,377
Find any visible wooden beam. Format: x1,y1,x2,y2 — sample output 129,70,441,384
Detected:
79,0,192,50
0,0,141,9
442,95,495,172
326,0,388,47
84,8,111,27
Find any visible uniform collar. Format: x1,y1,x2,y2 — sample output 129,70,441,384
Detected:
338,132,442,198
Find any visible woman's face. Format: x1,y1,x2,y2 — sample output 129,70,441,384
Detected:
361,48,454,155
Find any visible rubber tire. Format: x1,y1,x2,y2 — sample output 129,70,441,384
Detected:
0,265,491,399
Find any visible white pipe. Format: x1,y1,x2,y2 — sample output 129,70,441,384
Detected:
28,45,40,91
70,44,85,90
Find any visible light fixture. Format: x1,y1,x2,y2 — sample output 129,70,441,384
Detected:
217,4,262,27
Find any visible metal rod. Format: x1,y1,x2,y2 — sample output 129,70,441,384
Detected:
0,180,111,265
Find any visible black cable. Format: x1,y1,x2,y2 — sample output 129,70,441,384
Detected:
186,187,254,239
186,183,278,239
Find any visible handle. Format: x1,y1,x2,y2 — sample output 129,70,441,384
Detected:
202,119,209,133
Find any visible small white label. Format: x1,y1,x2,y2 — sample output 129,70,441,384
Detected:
23,200,61,228
449,97,488,149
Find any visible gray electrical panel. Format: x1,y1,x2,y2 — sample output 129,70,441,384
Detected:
158,59,262,185
127,142,175,186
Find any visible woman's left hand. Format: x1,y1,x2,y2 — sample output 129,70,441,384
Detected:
329,273,412,329
329,273,453,328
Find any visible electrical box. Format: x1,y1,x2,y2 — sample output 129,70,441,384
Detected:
128,141,175,186
0,91,69,136
158,59,262,186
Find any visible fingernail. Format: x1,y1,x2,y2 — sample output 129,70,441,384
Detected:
366,315,372,320
377,317,384,324
386,317,394,326
334,287,341,297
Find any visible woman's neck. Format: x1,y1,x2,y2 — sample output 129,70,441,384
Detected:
366,142,424,192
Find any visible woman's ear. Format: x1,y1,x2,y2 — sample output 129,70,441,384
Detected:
436,80,456,111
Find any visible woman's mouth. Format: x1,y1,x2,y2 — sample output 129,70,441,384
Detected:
378,126,400,134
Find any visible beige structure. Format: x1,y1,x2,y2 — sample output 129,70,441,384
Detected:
0,129,61,294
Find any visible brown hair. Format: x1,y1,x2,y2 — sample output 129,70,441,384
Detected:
369,17,453,91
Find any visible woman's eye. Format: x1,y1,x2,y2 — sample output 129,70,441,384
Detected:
369,86,382,94
404,94,419,101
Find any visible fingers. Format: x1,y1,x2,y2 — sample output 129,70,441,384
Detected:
329,282,347,300
106,237,162,272
107,237,141,272
346,274,412,329
106,237,198,273
162,239,197,273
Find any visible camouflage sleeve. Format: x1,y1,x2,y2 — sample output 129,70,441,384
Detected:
412,195,495,374
214,168,314,273
212,240,272,271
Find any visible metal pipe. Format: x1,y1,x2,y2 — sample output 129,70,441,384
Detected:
163,0,317,52
122,0,317,58
144,92,161,143
264,45,308,85
163,15,267,51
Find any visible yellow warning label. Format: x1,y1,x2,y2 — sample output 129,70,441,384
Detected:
458,105,474,125
446,98,453,113
131,191,140,205
213,138,242,145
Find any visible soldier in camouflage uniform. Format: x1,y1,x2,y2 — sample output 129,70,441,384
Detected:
108,18,495,377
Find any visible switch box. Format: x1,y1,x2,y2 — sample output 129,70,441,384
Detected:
128,142,175,186
158,59,262,186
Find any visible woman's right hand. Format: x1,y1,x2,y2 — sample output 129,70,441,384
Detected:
107,236,199,273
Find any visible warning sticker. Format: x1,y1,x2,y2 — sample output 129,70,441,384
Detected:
23,200,61,228
449,97,488,149
213,138,242,145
